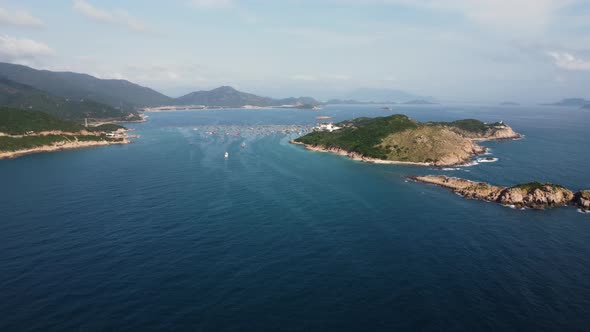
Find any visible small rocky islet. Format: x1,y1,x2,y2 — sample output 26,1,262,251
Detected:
411,175,590,212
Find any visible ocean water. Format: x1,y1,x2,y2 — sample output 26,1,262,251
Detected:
1,105,589,331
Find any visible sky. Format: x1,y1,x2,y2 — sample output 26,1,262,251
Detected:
1,0,590,102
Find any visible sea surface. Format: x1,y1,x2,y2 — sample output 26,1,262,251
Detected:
1,104,589,331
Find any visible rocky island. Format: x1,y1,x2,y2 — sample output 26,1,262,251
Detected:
0,108,131,159
411,175,590,212
292,114,521,166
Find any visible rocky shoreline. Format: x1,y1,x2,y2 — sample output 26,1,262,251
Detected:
0,138,130,160
411,175,589,212
290,140,509,167
290,140,431,165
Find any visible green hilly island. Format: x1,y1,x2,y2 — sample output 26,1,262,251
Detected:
293,114,521,166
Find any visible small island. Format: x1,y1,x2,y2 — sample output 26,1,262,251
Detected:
0,108,131,159
545,98,590,107
291,114,521,166
402,100,437,105
411,175,589,212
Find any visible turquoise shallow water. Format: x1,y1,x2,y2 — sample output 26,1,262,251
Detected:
1,105,589,331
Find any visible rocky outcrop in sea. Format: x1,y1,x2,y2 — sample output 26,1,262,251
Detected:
575,190,590,212
411,175,588,211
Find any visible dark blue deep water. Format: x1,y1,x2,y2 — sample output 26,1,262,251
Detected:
1,105,589,331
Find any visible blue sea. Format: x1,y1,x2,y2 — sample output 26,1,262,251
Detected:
1,104,589,331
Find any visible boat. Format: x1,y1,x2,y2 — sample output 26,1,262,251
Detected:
241,142,246,148
224,152,229,158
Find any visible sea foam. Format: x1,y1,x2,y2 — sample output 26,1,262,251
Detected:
477,157,499,163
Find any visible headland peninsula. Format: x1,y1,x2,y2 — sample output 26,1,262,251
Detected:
0,108,132,159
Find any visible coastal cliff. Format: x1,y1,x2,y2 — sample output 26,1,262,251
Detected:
411,175,588,211
293,114,521,166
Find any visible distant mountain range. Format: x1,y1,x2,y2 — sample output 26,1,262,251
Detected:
546,98,590,107
0,62,323,119
335,88,435,103
0,62,173,111
0,78,131,121
176,86,320,107
0,62,444,122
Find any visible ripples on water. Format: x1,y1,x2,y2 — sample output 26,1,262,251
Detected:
1,105,590,331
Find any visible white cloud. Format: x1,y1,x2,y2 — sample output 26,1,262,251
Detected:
0,34,55,61
345,0,578,34
547,52,590,71
0,7,44,28
72,0,148,33
188,0,235,9
73,0,111,21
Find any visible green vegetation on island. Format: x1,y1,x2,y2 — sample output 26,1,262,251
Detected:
296,115,418,159
427,119,506,134
513,182,566,193
294,114,521,165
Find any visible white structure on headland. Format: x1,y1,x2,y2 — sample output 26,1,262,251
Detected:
315,122,342,132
